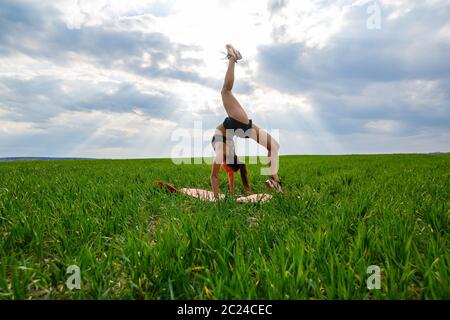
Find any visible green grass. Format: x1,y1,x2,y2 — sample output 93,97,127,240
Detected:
0,154,449,299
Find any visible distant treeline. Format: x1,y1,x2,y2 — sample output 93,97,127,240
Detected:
0,157,95,162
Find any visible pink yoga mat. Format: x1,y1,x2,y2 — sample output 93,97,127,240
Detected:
179,188,223,201
236,193,272,203
155,181,273,203
179,188,272,203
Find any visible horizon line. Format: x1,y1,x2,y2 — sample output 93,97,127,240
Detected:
1,151,449,162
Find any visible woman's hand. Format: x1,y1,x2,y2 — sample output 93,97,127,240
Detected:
211,193,225,202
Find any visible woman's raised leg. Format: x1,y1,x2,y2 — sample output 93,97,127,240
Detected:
221,58,249,124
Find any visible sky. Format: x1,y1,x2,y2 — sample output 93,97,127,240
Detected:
0,0,449,158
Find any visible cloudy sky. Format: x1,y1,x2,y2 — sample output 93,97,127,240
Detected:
0,0,449,158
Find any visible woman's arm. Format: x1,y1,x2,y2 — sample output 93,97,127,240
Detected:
211,162,222,199
227,171,235,193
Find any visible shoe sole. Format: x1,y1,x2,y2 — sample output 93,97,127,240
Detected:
225,44,242,61
265,179,282,192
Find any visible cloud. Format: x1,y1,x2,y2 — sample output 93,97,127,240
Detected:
364,119,403,133
259,1,450,89
0,109,179,158
268,0,287,15
255,0,450,138
0,0,449,158
0,119,44,135
0,76,179,123
0,0,217,87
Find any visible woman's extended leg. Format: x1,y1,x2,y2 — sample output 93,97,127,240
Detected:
248,124,281,182
221,58,249,124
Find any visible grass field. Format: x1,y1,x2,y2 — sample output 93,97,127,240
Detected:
0,154,449,299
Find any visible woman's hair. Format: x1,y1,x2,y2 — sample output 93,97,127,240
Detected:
226,155,250,190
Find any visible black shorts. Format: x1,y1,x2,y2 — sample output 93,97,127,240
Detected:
211,134,232,149
223,117,253,138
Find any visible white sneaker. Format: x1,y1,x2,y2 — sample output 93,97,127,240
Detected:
225,44,242,61
265,177,283,193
